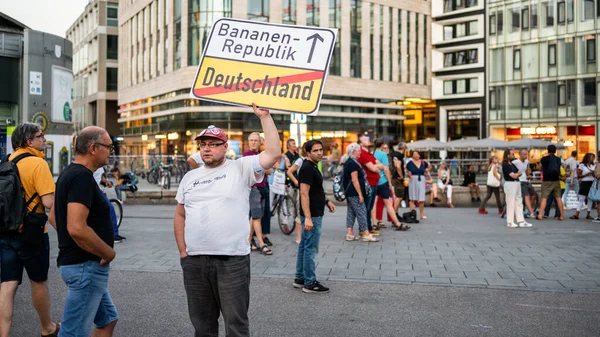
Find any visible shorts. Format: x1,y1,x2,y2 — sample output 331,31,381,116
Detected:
376,183,392,199
249,187,265,219
0,233,50,284
541,181,561,199
392,179,405,198
59,261,118,336
520,182,536,197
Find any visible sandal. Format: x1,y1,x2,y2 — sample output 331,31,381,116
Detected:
570,215,579,220
345,234,359,241
42,322,60,337
250,238,258,251
395,223,411,231
260,245,273,255
362,234,380,242
586,215,594,220
377,222,387,229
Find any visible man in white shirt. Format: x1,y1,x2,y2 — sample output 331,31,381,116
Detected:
174,103,280,337
562,151,579,208
512,150,537,217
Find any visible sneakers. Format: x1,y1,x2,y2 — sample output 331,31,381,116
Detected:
293,278,304,288
302,281,329,294
593,218,600,223
518,222,533,228
114,235,126,243
507,223,519,228
478,209,488,214
401,200,407,208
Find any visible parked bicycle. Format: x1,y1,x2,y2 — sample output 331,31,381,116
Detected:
159,163,172,190
271,189,297,235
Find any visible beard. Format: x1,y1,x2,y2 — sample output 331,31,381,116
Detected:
203,156,226,168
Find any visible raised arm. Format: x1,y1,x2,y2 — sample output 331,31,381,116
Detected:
253,103,281,170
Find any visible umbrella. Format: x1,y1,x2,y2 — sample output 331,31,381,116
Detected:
509,138,562,150
446,138,475,151
470,138,510,151
406,139,448,152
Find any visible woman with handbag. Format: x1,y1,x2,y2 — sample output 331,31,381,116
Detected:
571,153,596,220
479,156,503,214
342,144,380,242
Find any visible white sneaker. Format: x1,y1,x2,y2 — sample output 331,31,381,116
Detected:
507,223,518,228
593,217,600,223
401,200,407,208
518,222,533,227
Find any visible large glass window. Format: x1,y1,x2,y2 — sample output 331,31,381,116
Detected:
442,49,478,67
443,20,478,40
106,68,118,91
511,8,520,32
558,83,566,105
248,0,269,21
522,7,529,29
107,3,118,27
350,0,361,78
522,87,530,107
282,0,296,24
513,49,521,69
498,11,504,33
587,38,596,63
490,89,497,109
558,1,565,24
443,0,477,12
548,44,556,66
567,0,574,22
107,35,118,59
443,78,479,95
188,0,232,66
583,79,597,106
532,4,538,28
490,14,496,34
544,2,554,26
174,0,182,69
306,0,319,26
583,0,594,21
329,0,341,75
559,39,576,75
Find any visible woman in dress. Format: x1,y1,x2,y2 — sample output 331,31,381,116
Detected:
342,143,379,242
405,151,428,220
571,153,596,220
437,162,454,208
479,155,503,215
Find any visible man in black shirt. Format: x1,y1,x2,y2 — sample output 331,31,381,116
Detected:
390,141,406,213
294,140,336,294
462,165,481,202
537,145,564,221
52,126,118,336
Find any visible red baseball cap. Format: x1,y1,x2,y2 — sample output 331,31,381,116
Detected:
195,125,228,143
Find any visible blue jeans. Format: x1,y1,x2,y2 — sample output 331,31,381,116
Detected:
545,189,565,217
58,261,118,337
295,216,323,286
114,186,130,202
102,193,119,236
366,186,378,231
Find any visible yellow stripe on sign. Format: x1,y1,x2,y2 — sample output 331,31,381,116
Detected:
192,57,325,114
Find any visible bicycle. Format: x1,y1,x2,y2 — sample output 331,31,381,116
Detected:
109,198,123,229
159,163,172,190
271,189,297,235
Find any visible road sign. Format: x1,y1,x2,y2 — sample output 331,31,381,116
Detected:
190,18,337,115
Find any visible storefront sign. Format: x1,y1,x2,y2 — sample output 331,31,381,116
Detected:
190,18,337,115
520,127,556,135
448,110,480,120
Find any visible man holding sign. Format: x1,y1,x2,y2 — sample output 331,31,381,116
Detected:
174,103,280,337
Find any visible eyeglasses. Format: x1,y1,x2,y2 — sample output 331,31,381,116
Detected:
32,133,45,139
95,142,115,152
199,142,225,149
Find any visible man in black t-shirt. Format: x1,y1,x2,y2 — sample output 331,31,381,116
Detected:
537,145,564,221
390,141,406,213
53,126,118,336
294,140,336,294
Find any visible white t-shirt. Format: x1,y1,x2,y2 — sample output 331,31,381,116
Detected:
175,156,265,256
579,163,596,182
565,157,578,178
512,159,529,182
93,167,105,187
190,152,204,167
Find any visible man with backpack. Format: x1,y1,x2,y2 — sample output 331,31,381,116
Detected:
0,122,60,337
537,145,564,221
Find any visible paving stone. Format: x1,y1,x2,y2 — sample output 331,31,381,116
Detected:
558,280,600,290
414,277,451,285
431,271,466,278
450,278,488,286
413,264,446,271
379,275,415,283
398,270,432,278
486,278,526,287
498,272,536,279
521,279,566,289
263,267,295,276
532,272,575,281
465,271,502,279
568,273,600,281
445,264,479,272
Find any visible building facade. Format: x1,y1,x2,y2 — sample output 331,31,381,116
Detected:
0,13,74,174
431,0,487,143
67,0,120,137
117,0,434,157
488,0,600,157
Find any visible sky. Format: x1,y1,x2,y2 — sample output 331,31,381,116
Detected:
0,0,89,38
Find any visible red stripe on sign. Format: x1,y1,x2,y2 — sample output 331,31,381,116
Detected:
193,71,324,97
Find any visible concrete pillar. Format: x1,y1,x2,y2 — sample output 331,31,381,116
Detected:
270,0,283,23
409,11,417,84
417,12,424,85
297,0,307,26
400,10,407,83
232,0,247,19
392,8,399,83
361,1,370,80
382,5,390,82
341,0,350,77
373,4,380,81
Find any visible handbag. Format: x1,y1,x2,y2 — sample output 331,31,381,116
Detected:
487,165,500,187
588,180,600,202
21,200,47,246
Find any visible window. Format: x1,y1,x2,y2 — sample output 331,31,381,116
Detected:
468,49,477,63
106,68,118,91
513,49,521,69
443,0,477,12
498,11,504,33
442,49,478,67
443,78,479,95
532,5,538,27
457,51,466,65
187,0,233,66
583,79,597,106
531,84,539,106
558,84,566,105
107,35,118,59
512,8,520,31
306,0,319,26
248,0,269,21
107,3,118,27
584,0,594,21
558,1,565,24
522,7,529,29
567,0,574,22
443,20,478,40
522,87,530,107
545,2,554,26
469,78,478,92
490,14,496,34
548,44,557,66
444,81,453,94
282,0,296,24
587,38,597,62
350,0,361,78
456,79,466,93
490,89,497,109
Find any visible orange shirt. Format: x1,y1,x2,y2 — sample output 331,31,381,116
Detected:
9,147,55,232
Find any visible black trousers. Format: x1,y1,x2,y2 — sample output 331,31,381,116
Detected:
181,255,251,337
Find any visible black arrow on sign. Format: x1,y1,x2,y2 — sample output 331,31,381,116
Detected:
306,33,324,64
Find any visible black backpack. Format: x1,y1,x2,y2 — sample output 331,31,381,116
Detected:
546,155,561,177
401,210,420,224
0,153,34,234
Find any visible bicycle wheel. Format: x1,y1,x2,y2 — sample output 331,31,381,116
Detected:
278,194,296,235
147,169,157,184
110,199,123,228
166,174,171,190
